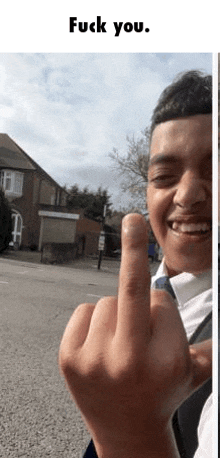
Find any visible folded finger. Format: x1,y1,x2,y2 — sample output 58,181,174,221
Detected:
59,303,95,364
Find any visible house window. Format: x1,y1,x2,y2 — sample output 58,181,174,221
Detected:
14,173,23,194
50,194,55,205
5,171,12,190
56,189,60,206
0,170,24,196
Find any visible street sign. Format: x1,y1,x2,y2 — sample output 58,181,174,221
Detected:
98,233,105,251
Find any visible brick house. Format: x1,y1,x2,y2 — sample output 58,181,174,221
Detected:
0,134,80,251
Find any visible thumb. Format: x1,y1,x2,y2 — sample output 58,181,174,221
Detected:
189,339,212,390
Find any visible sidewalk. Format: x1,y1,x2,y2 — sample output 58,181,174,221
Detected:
0,249,160,276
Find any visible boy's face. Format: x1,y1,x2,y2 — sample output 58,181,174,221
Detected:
147,114,212,277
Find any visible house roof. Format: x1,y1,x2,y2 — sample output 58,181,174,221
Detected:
0,134,68,194
0,134,35,171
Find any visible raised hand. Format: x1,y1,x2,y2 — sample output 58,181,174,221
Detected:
59,214,212,458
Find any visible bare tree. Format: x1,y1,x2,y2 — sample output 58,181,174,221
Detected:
109,127,150,212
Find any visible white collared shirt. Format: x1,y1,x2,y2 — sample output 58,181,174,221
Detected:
152,260,212,340
152,261,212,458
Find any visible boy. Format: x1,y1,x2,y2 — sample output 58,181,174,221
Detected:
59,71,212,458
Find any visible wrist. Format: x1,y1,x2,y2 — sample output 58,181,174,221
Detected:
92,422,180,458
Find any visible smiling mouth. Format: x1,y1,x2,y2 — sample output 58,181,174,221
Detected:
168,221,211,236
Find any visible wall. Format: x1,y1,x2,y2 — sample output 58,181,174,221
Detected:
39,180,56,205
76,217,101,256
41,242,78,264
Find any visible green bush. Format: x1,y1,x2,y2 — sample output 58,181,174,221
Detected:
0,190,12,252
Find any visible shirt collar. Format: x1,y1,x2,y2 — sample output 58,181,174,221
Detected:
152,259,212,309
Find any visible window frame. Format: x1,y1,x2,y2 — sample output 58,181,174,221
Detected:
0,170,24,196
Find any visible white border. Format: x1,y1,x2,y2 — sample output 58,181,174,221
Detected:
212,52,218,458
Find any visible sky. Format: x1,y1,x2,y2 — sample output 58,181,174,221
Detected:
0,53,212,210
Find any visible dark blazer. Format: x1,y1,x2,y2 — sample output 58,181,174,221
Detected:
172,312,212,458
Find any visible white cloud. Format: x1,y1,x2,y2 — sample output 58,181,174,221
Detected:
0,52,212,208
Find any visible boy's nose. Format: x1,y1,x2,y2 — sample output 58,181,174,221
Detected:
173,171,207,209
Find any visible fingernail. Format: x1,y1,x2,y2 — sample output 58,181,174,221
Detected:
122,214,147,242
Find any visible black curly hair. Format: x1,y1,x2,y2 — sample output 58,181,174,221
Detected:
150,70,212,139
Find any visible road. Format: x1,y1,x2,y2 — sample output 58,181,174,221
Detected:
0,258,119,458
0,256,159,458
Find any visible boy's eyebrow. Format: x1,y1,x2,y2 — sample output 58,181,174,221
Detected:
148,154,180,167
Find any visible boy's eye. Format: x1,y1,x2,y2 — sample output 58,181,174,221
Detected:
148,171,178,187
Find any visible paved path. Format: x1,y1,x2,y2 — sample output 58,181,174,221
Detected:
1,250,160,276
0,255,159,457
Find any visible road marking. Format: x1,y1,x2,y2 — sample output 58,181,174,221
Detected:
0,281,9,284
87,294,102,298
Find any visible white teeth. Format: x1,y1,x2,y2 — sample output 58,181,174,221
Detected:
171,222,209,233
172,222,179,230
